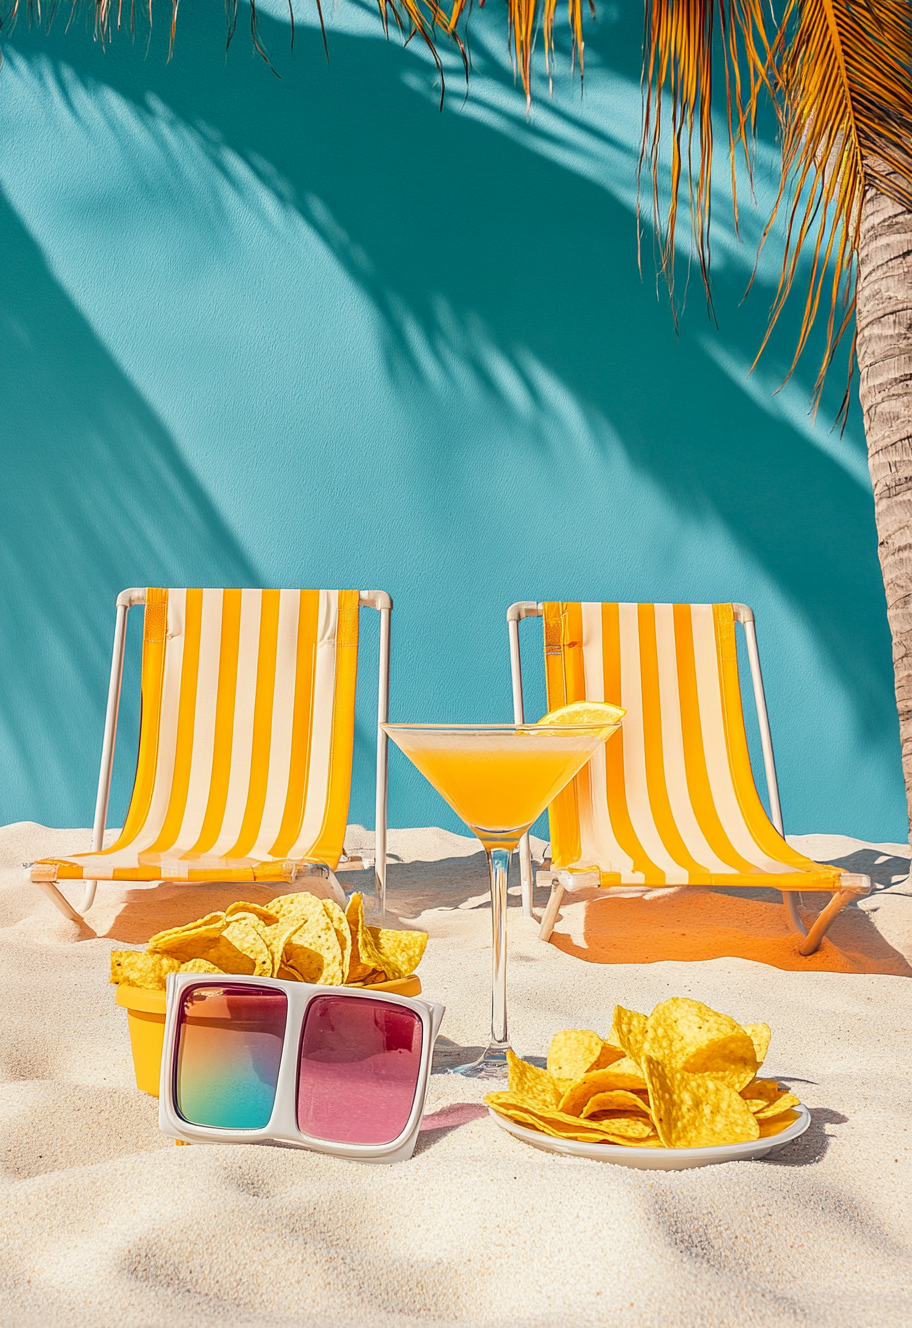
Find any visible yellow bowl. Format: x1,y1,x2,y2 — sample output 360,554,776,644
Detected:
116,974,424,1097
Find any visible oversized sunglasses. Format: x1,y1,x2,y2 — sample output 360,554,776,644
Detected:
159,972,445,1163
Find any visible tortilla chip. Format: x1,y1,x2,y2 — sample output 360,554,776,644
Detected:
129,890,425,988
277,894,344,984
578,1089,653,1120
145,910,278,975
224,902,280,926
322,900,353,980
146,914,227,960
173,920,281,977
110,950,181,990
507,1049,560,1110
742,1022,772,1068
644,998,758,1092
740,1077,786,1114
552,1057,649,1096
491,1004,797,1153
268,894,348,973
643,1054,760,1148
266,892,326,924
260,921,299,977
578,1112,656,1140
282,943,323,982
683,1032,759,1091
603,1023,623,1050
547,1029,621,1085
343,893,387,978
485,1093,644,1144
593,1057,648,1090
179,959,223,975
559,1069,649,1117
754,1090,801,1120
368,925,428,980
219,918,273,977
611,1006,648,1067
221,912,292,977
757,1109,801,1137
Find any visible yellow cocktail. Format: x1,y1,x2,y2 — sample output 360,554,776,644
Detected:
385,726,613,849
382,717,622,1076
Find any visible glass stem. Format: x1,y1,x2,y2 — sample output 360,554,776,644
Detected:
487,847,511,1049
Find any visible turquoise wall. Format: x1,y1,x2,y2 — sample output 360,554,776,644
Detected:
0,1,905,839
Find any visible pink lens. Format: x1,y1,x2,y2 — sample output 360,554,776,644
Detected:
296,994,423,1145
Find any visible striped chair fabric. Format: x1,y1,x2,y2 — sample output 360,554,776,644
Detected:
38,588,360,883
542,601,843,891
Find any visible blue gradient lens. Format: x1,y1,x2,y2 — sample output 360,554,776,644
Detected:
175,985,287,1129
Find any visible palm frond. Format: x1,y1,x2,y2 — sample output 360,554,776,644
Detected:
639,0,771,317
446,0,587,105
758,0,912,416
0,0,462,97
5,0,909,419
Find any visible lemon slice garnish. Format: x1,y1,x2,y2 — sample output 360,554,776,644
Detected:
537,701,625,730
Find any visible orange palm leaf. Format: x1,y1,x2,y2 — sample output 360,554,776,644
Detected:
640,0,773,318
758,0,912,414
641,0,912,411
6,0,910,413
446,0,587,103
0,0,460,96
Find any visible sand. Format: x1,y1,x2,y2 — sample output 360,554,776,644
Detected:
1,820,911,1327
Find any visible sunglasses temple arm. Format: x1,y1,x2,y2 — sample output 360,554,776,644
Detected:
425,1002,446,1049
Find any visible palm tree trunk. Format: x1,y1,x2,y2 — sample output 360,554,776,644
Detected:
855,183,912,834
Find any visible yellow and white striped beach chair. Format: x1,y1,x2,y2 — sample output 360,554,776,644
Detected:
32,587,392,921
507,600,871,956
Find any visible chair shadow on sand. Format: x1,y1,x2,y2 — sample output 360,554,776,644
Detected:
94,853,492,945
93,847,911,978
93,874,374,946
544,880,912,977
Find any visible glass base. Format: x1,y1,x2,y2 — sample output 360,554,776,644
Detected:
469,825,526,852
446,1042,511,1078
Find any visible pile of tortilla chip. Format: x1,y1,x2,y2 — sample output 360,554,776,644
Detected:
110,892,427,992
485,998,802,1149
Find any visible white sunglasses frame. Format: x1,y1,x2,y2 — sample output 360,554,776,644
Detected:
159,971,446,1164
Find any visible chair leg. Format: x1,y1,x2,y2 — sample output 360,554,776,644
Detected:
34,878,85,924
539,881,566,942
782,891,808,937
797,887,868,956
325,869,347,909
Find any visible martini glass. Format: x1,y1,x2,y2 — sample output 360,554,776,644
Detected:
381,722,621,1077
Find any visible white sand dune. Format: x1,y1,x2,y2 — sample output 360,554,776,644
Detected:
1,822,911,1327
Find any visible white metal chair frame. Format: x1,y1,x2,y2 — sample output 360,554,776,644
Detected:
35,588,392,922
507,600,870,957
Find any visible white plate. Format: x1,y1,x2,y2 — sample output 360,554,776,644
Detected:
488,1103,811,1170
